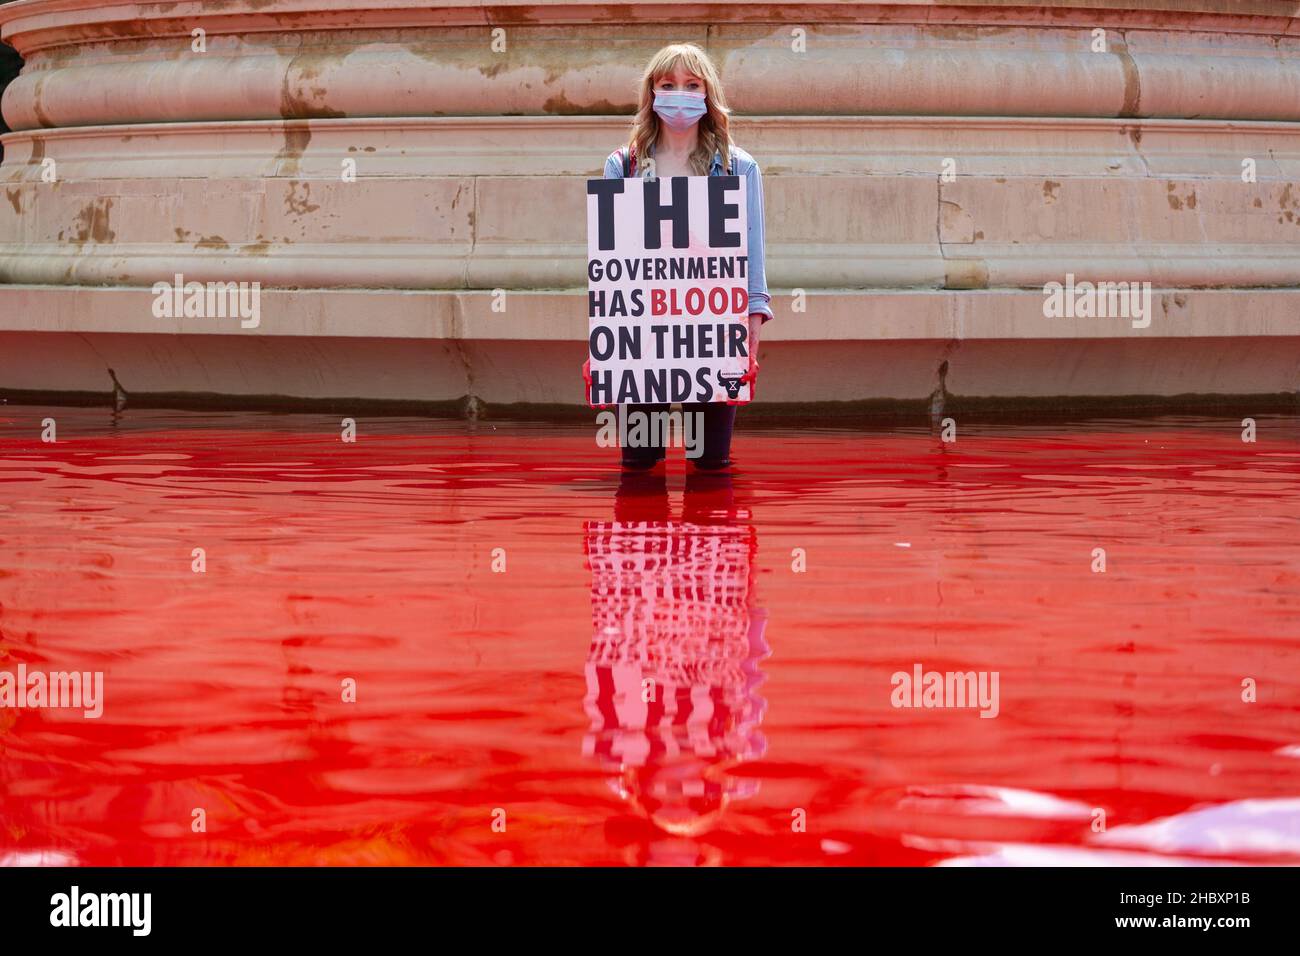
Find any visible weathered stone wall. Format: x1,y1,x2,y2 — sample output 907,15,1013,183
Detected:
0,1,1297,409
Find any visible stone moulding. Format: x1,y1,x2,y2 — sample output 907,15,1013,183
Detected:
1,286,1298,408
4,5,1300,126
2,115,1298,291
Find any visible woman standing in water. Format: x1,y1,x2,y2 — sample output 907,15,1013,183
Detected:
603,42,774,472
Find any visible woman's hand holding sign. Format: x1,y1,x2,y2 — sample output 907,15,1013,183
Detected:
740,313,762,391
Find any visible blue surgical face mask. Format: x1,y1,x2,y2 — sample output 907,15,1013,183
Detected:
653,89,707,131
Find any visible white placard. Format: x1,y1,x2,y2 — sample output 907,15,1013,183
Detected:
586,174,751,405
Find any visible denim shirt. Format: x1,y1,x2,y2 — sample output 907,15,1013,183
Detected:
603,143,774,323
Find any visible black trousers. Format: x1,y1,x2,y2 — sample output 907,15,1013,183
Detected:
618,402,737,469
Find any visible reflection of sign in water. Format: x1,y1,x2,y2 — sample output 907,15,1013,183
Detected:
586,175,752,405
582,519,768,838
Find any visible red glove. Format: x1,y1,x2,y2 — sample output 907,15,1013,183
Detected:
735,321,760,400
583,358,611,409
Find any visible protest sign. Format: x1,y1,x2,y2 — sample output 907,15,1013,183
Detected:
585,174,752,406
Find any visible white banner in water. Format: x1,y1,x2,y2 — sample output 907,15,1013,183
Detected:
586,174,751,405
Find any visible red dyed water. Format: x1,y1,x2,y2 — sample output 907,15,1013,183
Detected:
1,406,1298,866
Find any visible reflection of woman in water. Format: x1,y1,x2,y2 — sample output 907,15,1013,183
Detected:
583,471,768,859
602,42,774,471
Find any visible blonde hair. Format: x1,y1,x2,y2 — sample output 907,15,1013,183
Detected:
625,43,734,176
